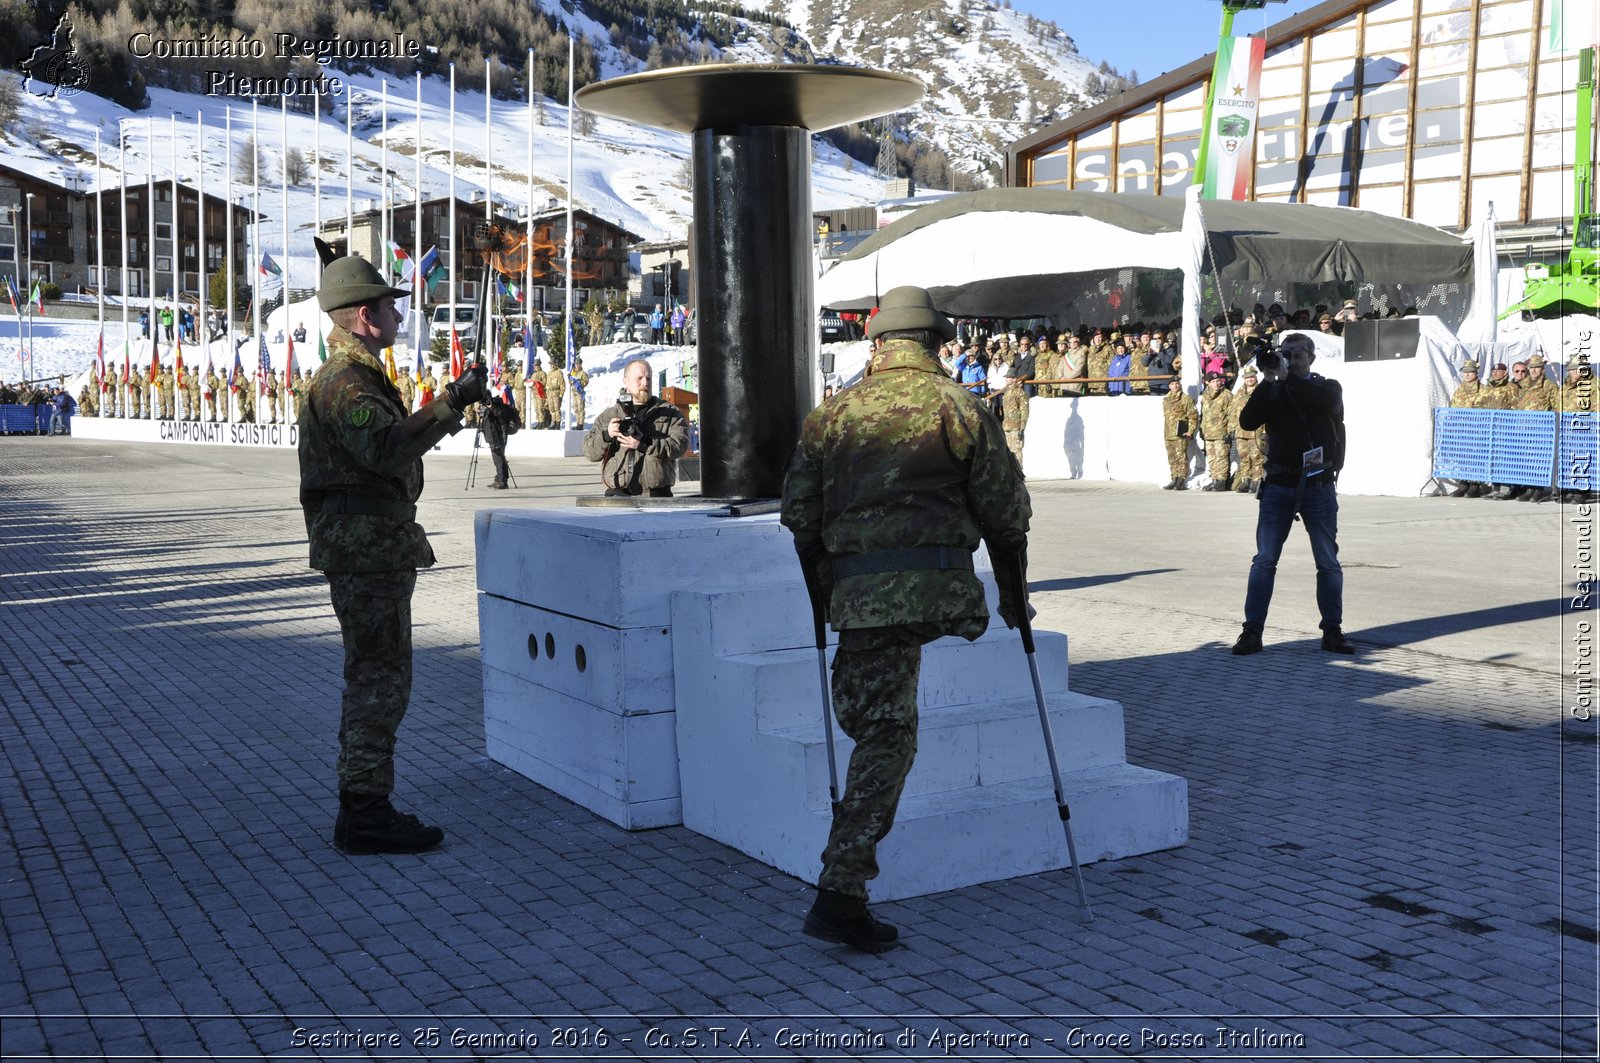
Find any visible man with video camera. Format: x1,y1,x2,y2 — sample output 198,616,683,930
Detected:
1230,333,1354,656
582,358,689,497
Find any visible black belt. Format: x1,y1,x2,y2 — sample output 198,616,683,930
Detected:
320,494,417,521
832,546,975,579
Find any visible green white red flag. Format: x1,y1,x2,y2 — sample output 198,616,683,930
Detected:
1201,35,1266,200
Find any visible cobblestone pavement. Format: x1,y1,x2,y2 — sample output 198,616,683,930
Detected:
0,439,1594,1061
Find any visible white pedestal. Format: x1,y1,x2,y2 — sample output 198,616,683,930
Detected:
476,508,1188,896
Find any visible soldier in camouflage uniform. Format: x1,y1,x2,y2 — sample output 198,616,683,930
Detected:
1233,366,1265,491
265,370,282,424
569,356,589,428
1445,360,1487,497
104,366,120,417
1086,329,1113,396
780,286,1031,953
525,364,547,429
1561,356,1595,414
77,381,96,418
543,357,566,429
1002,335,1035,457
395,366,416,412
205,367,223,422
126,364,144,419
299,253,488,855
238,370,257,423
1161,376,1198,489
159,364,176,420
181,366,197,420
1199,371,1236,490
1516,354,1559,412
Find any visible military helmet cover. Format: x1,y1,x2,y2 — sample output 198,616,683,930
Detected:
866,285,956,341
317,254,411,313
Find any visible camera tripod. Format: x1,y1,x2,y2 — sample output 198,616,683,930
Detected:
464,424,517,491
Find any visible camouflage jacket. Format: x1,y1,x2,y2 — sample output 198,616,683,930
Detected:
1449,381,1483,409
1199,387,1234,439
1516,377,1559,412
1163,389,1198,439
780,338,1031,631
545,370,566,400
1233,384,1262,437
397,373,416,408
1561,379,1596,414
297,326,465,572
1479,380,1516,409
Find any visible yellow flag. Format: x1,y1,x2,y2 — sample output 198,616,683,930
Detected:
384,345,398,383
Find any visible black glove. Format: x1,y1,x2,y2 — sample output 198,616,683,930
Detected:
444,363,489,413
794,539,834,628
989,542,1033,630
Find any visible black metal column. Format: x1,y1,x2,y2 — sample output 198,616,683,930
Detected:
692,125,813,500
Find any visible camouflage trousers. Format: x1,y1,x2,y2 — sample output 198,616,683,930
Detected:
327,569,417,796
1206,437,1234,482
1237,434,1265,482
571,392,586,428
1003,388,1029,457
1165,437,1191,481
818,625,929,900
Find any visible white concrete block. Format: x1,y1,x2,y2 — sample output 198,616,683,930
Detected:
475,508,794,628
478,593,674,714
483,664,681,830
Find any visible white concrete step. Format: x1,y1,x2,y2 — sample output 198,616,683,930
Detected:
703,765,1188,903
761,690,1126,805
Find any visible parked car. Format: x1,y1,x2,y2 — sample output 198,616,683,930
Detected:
819,308,859,343
430,304,478,347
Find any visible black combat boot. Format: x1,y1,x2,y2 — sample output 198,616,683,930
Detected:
1234,478,1252,493
1174,478,1189,490
1231,623,1263,655
1162,478,1179,490
334,792,444,854
802,889,899,953
1320,627,1355,654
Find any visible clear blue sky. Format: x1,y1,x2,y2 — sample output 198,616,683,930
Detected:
1012,1,1325,84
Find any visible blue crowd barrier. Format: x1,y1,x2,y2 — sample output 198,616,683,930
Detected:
1433,407,1597,488
0,404,74,435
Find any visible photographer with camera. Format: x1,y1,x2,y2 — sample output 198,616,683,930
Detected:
480,390,519,489
582,358,689,498
298,251,490,854
1230,333,1354,656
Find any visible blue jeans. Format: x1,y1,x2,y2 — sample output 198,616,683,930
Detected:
1243,480,1342,631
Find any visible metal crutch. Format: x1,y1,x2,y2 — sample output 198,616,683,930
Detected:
1000,553,1092,920
796,546,842,819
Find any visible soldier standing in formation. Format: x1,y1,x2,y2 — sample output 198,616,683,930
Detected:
1161,375,1197,490
569,356,589,428
103,366,119,417
419,367,438,408
265,371,281,424
298,252,488,855
780,286,1031,952
544,358,566,429
1085,329,1113,396
1232,366,1265,492
205,366,222,422
396,366,416,413
237,372,256,423
185,366,202,421
1001,335,1034,457
526,361,547,429
1199,371,1236,491
159,363,176,420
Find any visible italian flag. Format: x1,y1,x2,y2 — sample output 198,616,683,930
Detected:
1201,35,1266,201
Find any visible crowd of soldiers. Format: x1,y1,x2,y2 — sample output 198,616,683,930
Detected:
73,363,310,424
1446,353,1594,501
62,351,597,433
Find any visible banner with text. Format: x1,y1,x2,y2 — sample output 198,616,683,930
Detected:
1202,35,1266,200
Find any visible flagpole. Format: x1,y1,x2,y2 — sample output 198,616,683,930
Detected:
145,116,155,414
94,128,104,340
414,70,424,379
119,119,130,416
196,110,207,417
252,99,263,403
314,92,322,287
564,33,575,430
225,107,236,421
449,61,457,378
485,57,493,367
171,113,180,369
526,47,535,359
380,78,389,282
345,92,354,246
280,93,290,354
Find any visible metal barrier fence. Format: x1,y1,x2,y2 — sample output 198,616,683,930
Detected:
0,404,72,434
1433,408,1597,490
